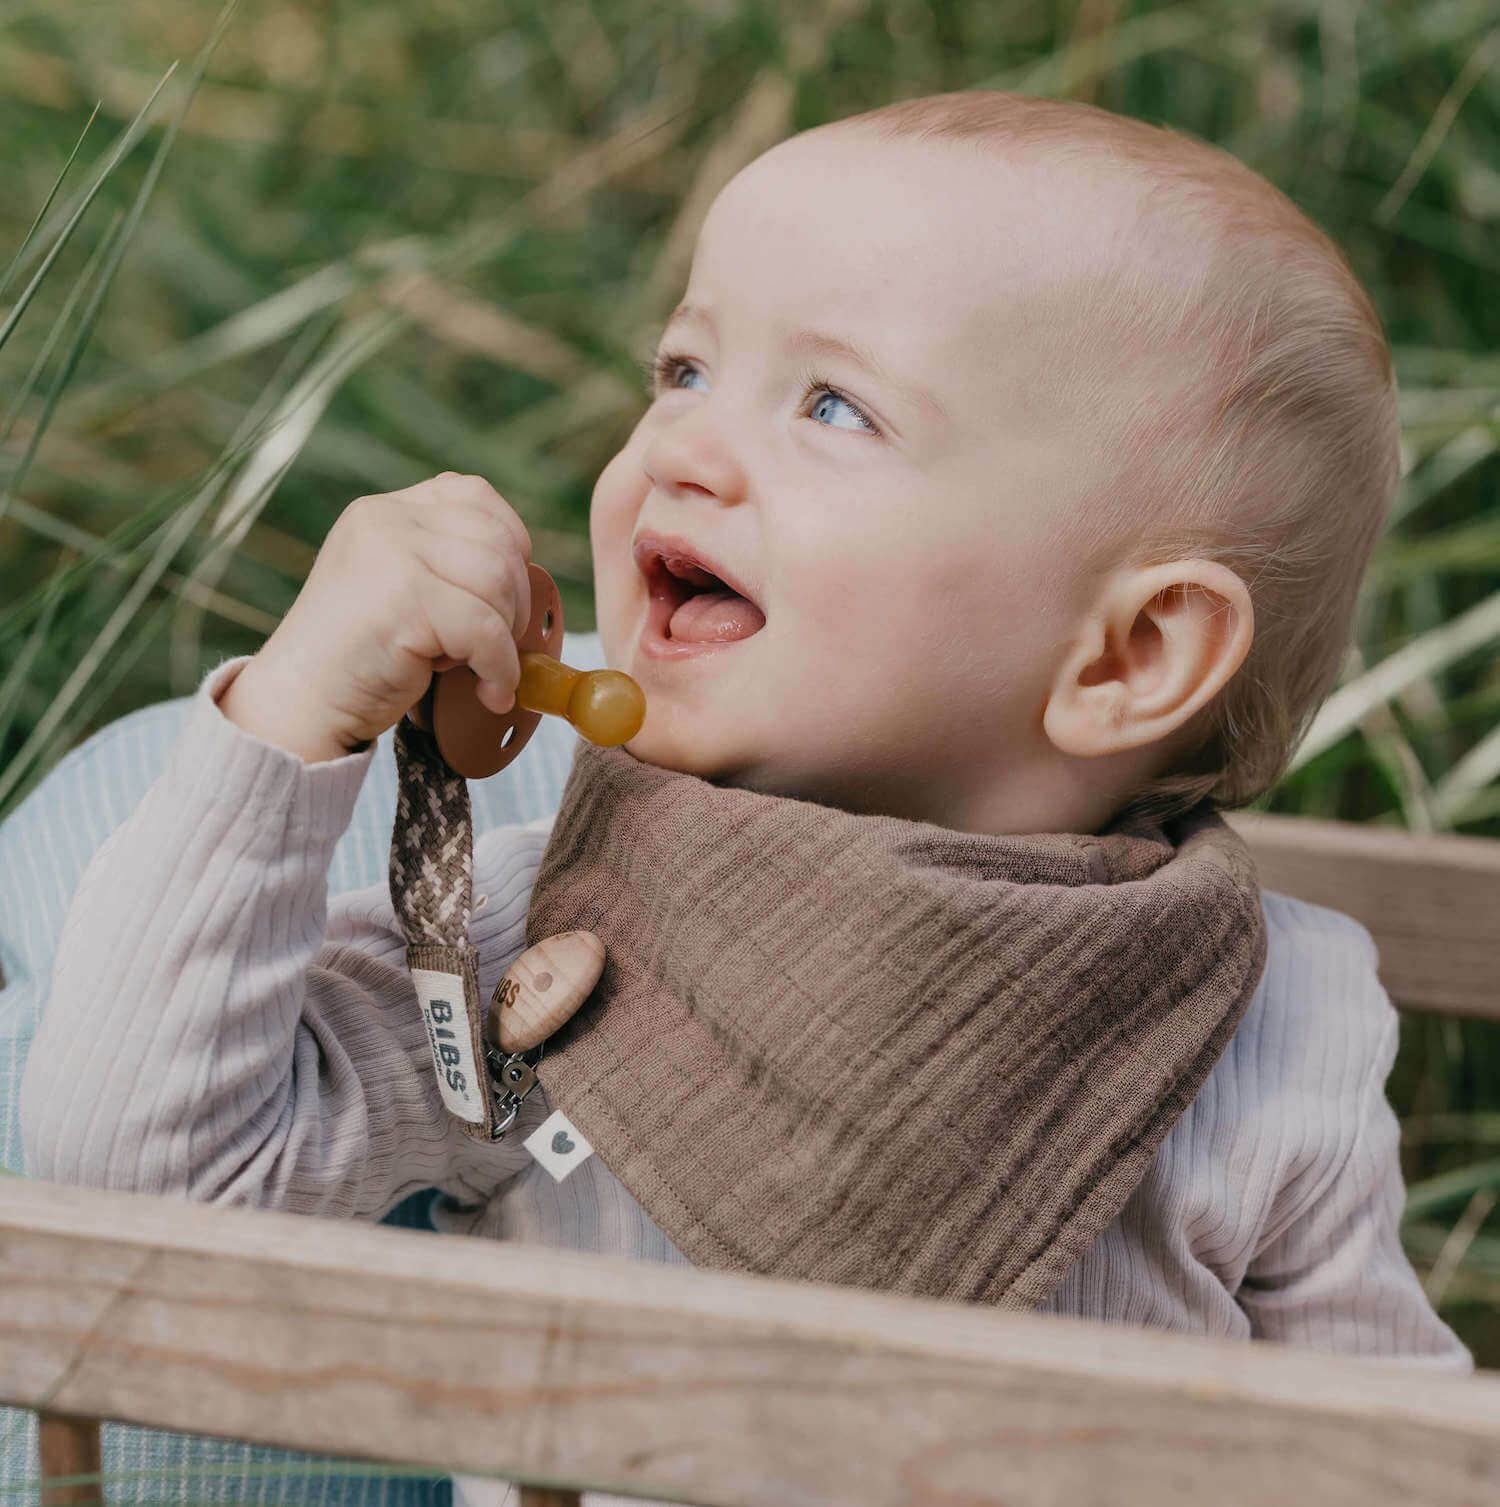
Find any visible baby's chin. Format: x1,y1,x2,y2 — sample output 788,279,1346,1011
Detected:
620,720,751,783
620,720,811,803
620,723,875,814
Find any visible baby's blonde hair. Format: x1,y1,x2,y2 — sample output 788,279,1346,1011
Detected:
834,91,1399,822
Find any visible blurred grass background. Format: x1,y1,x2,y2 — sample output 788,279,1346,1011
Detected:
2,0,1499,1378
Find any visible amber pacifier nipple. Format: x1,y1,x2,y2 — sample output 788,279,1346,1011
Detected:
406,561,646,779
510,652,645,745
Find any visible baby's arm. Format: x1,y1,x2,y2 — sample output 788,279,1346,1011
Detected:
20,656,540,1218
1235,931,1473,1371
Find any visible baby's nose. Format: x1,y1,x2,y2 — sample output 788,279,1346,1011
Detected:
641,408,749,505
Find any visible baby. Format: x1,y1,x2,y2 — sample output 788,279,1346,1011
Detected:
20,88,1472,1507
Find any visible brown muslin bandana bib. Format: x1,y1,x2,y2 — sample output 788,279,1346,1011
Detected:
522,738,1268,1311
389,717,1268,1311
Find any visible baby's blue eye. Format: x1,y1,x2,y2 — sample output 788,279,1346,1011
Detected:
810,389,873,432
645,351,879,435
645,353,708,394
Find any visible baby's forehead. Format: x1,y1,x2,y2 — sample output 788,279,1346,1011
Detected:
707,127,1180,346
693,126,1174,417
719,127,1089,265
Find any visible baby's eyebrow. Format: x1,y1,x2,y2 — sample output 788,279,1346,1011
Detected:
787,328,898,384
790,328,949,429
661,302,947,428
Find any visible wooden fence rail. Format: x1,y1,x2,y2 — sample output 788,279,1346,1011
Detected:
1227,812,1500,1020
4,1178,1500,1506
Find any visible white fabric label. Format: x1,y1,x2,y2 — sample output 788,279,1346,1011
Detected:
524,1108,594,1182
410,967,485,1123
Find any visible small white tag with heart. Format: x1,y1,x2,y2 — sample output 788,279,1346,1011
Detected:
523,1108,594,1183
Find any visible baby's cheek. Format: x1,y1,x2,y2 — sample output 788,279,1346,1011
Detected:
790,556,873,642
792,567,921,704
589,440,647,546
587,443,649,660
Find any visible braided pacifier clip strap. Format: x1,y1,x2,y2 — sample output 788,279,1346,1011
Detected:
385,562,614,1147
389,710,609,1149
388,713,501,1140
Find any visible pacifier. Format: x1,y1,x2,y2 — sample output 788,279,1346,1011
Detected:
406,561,645,779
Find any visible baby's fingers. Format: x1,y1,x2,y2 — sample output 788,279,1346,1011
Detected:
409,550,524,712
401,472,532,563
410,527,533,643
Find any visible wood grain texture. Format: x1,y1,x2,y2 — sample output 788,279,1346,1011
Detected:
4,1178,1500,1506
37,1412,101,1505
491,931,604,1053
1229,812,1500,1020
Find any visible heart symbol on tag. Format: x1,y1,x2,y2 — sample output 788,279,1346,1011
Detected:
551,1130,575,1155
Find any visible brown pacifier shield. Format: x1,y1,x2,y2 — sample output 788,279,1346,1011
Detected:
417,562,564,779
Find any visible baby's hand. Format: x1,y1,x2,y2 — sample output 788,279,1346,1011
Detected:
219,473,532,762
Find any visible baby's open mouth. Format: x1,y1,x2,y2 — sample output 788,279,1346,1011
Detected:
638,544,766,646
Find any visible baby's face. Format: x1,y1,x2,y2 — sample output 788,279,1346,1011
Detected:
590,125,1125,827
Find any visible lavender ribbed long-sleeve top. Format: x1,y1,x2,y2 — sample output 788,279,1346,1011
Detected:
20,657,1473,1500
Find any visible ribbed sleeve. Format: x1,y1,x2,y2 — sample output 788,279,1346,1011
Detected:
1035,891,1473,1372
19,655,549,1218
1233,916,1469,1367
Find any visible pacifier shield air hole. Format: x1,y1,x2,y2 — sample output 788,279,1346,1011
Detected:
419,561,565,779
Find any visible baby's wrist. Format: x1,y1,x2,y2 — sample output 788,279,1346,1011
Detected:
215,654,369,764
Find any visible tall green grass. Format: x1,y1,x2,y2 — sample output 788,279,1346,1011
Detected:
2,0,1497,1407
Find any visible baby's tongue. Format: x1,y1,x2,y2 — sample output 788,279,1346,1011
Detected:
668,588,767,644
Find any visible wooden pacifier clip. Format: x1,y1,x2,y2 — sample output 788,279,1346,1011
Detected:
386,561,644,1142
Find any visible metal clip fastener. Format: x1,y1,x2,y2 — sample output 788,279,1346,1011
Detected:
487,1043,544,1140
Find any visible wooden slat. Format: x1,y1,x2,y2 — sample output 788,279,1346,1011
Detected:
3,1179,1500,1506
1229,812,1500,1021
37,1412,101,1505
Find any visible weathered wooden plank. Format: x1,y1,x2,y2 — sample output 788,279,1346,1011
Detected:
1229,812,1500,1021
3,1179,1499,1507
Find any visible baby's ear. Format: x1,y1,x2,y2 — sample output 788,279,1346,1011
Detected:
1041,560,1253,760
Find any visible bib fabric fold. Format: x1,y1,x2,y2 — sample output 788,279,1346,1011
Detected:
526,738,1267,1311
